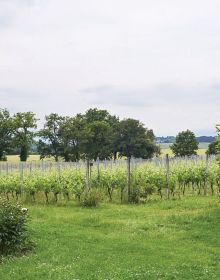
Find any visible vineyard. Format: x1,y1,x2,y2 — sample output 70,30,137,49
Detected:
0,155,219,204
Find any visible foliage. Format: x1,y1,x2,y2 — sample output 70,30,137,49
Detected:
207,140,218,155
0,156,219,204
170,130,199,157
118,119,158,159
80,189,101,207
13,112,38,161
0,107,159,163
37,114,65,161
0,109,14,161
0,198,29,255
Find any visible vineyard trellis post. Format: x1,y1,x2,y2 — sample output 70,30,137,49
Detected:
97,157,100,179
85,159,90,194
204,154,209,195
29,161,32,176
165,154,170,199
89,162,93,189
56,161,61,178
127,157,131,202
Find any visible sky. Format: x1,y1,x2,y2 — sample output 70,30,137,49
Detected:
0,0,220,136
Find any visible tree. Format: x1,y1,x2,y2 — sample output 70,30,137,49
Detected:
170,130,198,157
79,120,112,161
37,114,65,161
80,108,118,160
142,129,161,158
59,115,84,162
206,140,218,155
117,118,159,201
214,125,220,156
0,109,14,161
13,112,38,161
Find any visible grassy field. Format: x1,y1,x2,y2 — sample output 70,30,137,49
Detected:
6,143,209,162
0,197,219,280
159,143,209,156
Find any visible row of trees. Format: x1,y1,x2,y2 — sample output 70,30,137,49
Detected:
1,108,219,162
0,108,160,162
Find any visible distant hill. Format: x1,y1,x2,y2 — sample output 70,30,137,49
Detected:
196,136,215,143
156,136,215,143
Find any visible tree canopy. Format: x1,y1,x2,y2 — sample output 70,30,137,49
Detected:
0,107,160,162
0,109,14,161
13,112,38,161
170,130,199,157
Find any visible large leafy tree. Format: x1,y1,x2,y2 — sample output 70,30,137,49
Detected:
79,108,117,160
170,130,198,157
79,120,112,161
118,119,158,159
206,140,218,155
117,118,159,201
0,109,14,161
214,125,220,156
59,115,85,162
13,112,38,161
37,113,65,161
77,109,115,193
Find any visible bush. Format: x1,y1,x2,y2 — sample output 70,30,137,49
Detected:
0,198,29,255
81,190,101,207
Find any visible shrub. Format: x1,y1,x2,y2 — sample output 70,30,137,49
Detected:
0,198,29,255
81,190,101,207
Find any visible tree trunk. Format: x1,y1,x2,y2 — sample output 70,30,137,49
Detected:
20,145,28,161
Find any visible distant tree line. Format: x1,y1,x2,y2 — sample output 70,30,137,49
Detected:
0,108,160,162
157,135,215,144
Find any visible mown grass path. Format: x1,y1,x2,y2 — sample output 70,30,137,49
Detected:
0,197,220,280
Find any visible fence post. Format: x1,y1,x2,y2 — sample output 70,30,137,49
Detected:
166,154,170,199
97,157,100,179
204,154,208,195
127,157,131,202
19,162,24,190
85,159,90,194
29,161,32,176
57,161,60,178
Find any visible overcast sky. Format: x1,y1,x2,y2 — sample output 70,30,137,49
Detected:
0,0,220,136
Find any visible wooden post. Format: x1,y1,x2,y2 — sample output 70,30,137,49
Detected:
166,154,170,199
127,157,131,202
56,161,60,178
97,157,100,179
204,154,208,195
19,162,24,197
89,162,93,189
29,161,32,176
85,159,90,194
6,162,9,175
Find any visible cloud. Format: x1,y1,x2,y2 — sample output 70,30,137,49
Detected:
0,0,220,135
80,86,152,107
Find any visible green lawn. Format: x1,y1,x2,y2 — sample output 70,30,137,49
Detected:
0,197,220,280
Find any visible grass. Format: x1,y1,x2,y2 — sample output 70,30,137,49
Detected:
7,155,41,162
7,147,208,163
0,197,220,280
159,143,209,156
